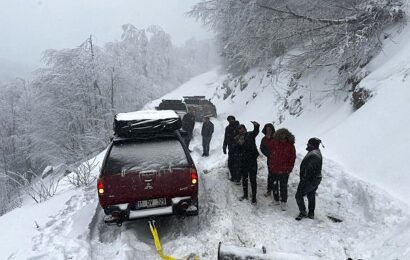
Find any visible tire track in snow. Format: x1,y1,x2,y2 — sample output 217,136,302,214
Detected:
88,194,159,259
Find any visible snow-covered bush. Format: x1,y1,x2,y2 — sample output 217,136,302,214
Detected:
25,172,60,203
66,159,98,188
352,87,373,110
0,170,60,204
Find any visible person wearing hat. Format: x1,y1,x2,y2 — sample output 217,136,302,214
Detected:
295,137,323,220
223,115,241,183
201,116,214,156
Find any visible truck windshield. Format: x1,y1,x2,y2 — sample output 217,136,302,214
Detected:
102,139,189,175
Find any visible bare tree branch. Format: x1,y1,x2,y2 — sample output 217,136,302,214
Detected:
259,4,370,25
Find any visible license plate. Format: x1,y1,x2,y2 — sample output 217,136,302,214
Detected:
137,198,166,208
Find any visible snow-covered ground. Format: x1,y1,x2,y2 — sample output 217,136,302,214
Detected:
2,16,410,260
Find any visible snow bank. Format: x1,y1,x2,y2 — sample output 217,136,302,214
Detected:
317,24,410,205
0,190,78,259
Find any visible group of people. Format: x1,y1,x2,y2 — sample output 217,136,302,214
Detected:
223,115,323,221
182,111,323,220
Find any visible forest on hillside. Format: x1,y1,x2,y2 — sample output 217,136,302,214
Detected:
190,0,404,82
0,24,215,215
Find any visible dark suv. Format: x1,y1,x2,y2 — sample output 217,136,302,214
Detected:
98,110,198,225
183,96,217,121
155,99,188,118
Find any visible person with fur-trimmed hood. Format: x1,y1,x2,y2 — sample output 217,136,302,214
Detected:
260,123,276,197
236,121,260,205
262,128,296,211
223,115,241,183
295,138,323,221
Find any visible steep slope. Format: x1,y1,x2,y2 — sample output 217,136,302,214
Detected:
320,26,410,205
147,29,410,204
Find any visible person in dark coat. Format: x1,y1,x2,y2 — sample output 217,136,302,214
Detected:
182,110,196,150
236,121,260,204
260,123,275,197
295,138,323,220
223,115,241,183
201,116,214,156
264,128,296,211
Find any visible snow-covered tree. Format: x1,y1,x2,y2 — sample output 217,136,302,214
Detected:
190,0,404,81
0,78,33,214
31,36,111,166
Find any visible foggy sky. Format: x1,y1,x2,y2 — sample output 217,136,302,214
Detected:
0,0,211,69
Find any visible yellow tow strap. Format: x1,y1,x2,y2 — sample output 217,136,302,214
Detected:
148,220,199,260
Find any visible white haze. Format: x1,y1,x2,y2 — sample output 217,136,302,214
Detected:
0,0,211,68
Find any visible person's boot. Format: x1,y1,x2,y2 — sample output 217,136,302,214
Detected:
308,211,314,219
263,191,271,197
251,197,257,205
272,200,280,206
242,183,248,200
239,195,248,201
235,175,242,185
273,191,280,203
295,211,307,221
280,202,287,211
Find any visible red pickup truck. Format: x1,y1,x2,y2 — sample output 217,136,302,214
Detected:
97,110,198,225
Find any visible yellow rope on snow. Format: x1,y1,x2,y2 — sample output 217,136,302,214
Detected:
149,220,177,260
148,220,200,260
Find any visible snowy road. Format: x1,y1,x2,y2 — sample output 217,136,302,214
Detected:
21,117,410,260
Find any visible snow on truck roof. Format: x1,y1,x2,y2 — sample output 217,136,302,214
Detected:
116,110,179,121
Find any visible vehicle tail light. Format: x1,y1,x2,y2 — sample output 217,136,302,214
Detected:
191,168,198,184
97,179,105,194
